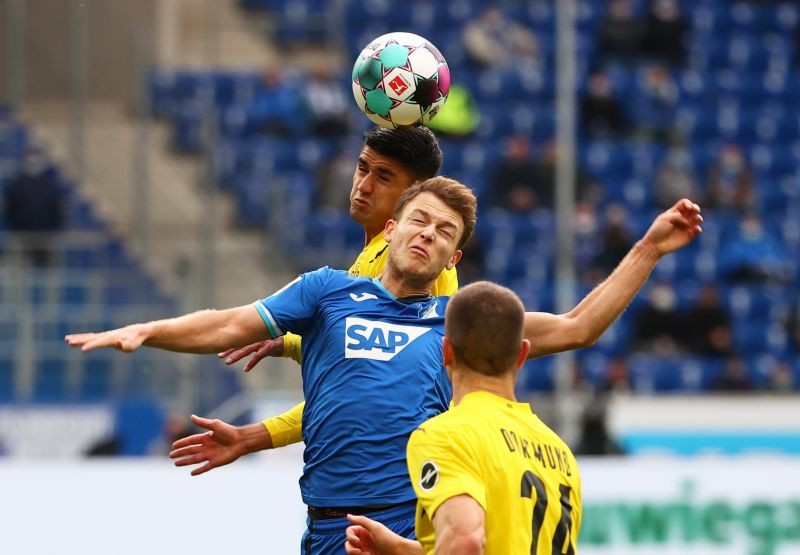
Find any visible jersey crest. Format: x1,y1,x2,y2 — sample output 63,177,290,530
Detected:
345,317,431,361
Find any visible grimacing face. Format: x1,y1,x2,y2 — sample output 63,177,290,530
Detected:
384,191,463,284
349,146,417,238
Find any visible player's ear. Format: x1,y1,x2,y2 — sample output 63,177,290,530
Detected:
384,219,397,243
516,339,531,368
445,249,462,270
442,337,455,367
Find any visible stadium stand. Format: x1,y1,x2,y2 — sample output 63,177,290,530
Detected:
0,107,244,447
144,0,800,394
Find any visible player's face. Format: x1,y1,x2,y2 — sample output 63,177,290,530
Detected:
384,192,463,283
350,147,417,237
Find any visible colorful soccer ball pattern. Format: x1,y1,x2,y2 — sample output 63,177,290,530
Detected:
352,32,450,128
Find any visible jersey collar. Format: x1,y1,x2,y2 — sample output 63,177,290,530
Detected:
372,277,434,305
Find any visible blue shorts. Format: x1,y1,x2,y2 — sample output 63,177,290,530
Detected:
300,501,416,555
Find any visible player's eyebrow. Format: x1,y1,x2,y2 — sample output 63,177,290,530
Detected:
375,165,396,178
408,208,458,232
357,156,397,178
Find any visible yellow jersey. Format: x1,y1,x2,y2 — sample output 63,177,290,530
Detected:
263,234,459,447
407,391,582,554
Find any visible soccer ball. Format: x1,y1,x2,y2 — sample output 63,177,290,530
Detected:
351,32,450,129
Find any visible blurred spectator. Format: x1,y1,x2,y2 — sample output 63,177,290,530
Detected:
634,65,678,141
718,212,791,284
576,389,625,456
786,298,800,353
711,356,753,392
681,285,733,356
251,66,306,137
462,8,539,70
580,71,627,139
765,360,795,394
3,149,65,267
533,139,601,207
705,144,754,212
488,135,544,212
588,203,634,281
575,202,600,276
605,357,632,393
597,0,646,65
654,145,699,208
631,282,684,354
427,84,480,139
301,69,351,137
644,0,688,66
316,151,356,212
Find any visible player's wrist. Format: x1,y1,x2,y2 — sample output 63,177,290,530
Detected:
240,422,274,454
634,238,662,261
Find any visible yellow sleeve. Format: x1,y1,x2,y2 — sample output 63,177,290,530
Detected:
407,424,486,519
262,402,305,447
430,267,459,297
282,332,303,364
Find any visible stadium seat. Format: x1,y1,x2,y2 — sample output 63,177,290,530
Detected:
32,359,69,402
0,357,14,402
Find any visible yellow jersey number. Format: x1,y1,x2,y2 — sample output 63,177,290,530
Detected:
521,470,576,554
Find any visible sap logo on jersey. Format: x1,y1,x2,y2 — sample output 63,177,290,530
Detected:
345,317,431,361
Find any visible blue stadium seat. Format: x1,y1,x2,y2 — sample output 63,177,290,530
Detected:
521,355,556,393
33,359,69,402
0,357,14,402
79,357,114,401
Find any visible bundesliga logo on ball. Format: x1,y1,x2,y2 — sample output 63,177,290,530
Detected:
352,32,450,128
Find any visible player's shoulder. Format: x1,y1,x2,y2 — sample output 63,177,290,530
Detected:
431,266,459,297
305,266,371,286
411,405,473,442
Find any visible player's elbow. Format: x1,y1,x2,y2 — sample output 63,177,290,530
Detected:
563,317,600,350
574,327,600,349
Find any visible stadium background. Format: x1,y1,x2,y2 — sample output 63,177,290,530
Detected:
1,0,799,553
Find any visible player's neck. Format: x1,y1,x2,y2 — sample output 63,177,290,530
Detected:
379,268,433,299
363,226,383,247
451,368,516,405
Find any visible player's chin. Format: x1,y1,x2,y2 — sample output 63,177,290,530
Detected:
403,263,438,284
349,205,370,223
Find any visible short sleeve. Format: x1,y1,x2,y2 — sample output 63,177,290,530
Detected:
253,267,331,338
262,402,305,447
430,267,458,297
407,424,486,520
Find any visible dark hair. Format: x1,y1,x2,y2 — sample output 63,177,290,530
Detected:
363,126,442,181
445,281,525,377
392,176,477,249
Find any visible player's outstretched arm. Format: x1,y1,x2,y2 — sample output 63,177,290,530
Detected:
169,415,273,476
524,199,703,358
345,515,424,555
65,305,269,355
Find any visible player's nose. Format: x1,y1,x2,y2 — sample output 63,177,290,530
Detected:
356,174,374,193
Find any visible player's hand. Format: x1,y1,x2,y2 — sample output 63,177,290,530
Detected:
218,337,284,372
346,514,416,555
641,198,703,257
345,518,380,555
169,414,243,476
65,324,149,353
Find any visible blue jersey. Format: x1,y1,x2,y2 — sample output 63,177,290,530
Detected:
254,267,452,507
